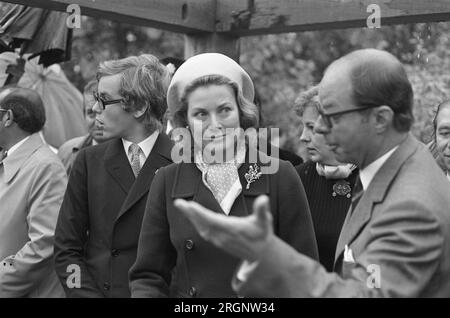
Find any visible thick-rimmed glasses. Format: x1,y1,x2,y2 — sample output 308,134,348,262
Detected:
316,104,376,128
0,108,8,115
93,91,124,110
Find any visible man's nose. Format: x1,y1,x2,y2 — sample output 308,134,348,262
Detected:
314,116,329,135
92,101,101,114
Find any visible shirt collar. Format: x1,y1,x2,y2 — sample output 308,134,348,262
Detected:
359,145,399,190
6,136,31,156
122,131,159,159
447,171,450,183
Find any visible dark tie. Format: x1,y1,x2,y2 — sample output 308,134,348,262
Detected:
129,143,142,177
350,174,363,214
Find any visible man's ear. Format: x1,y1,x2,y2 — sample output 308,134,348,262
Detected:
3,109,14,128
133,105,148,119
373,105,394,133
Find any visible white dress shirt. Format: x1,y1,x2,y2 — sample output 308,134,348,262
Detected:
359,146,399,191
122,131,159,167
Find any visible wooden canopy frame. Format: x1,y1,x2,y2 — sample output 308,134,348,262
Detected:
4,0,450,61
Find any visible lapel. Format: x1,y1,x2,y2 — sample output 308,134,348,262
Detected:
104,138,135,195
170,147,270,217
334,134,420,265
2,133,43,184
116,133,173,221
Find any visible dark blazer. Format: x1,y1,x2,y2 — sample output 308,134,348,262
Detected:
234,135,450,297
54,133,173,298
129,150,318,298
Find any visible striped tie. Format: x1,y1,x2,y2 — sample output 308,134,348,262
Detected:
350,174,363,214
129,143,142,177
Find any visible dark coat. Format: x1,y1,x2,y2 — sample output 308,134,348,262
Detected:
54,134,173,297
129,151,318,298
296,161,357,272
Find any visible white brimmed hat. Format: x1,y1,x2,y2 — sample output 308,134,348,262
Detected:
166,53,255,115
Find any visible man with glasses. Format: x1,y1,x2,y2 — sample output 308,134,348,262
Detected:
175,49,450,297
0,87,67,297
54,54,173,297
58,80,108,175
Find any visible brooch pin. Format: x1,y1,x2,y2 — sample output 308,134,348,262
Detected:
332,180,352,198
244,164,262,189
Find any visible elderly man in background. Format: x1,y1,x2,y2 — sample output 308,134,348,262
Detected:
58,80,108,174
0,87,66,297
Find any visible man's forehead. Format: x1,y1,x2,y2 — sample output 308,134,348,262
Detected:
319,76,351,107
98,74,122,93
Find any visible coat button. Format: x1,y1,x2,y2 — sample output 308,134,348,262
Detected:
185,240,194,250
188,287,197,297
111,249,120,257
103,282,111,291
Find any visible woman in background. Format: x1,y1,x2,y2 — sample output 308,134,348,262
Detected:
130,53,318,298
295,86,358,272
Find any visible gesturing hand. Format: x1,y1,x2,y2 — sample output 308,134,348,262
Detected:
174,195,274,262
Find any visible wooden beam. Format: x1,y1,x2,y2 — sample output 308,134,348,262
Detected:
184,33,241,62
216,0,450,36
2,0,215,33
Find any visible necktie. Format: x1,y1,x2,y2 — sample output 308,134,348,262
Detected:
350,174,363,214
129,143,142,177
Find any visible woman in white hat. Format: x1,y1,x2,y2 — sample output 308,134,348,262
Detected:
129,53,318,298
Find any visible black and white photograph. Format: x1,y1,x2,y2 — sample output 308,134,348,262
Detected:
1,0,450,304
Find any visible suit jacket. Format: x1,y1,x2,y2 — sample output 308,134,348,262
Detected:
54,133,173,298
234,135,450,297
57,134,93,175
129,151,318,298
0,133,67,297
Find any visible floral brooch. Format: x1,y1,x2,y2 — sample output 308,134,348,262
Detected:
244,164,262,189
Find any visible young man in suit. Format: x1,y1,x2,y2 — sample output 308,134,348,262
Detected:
176,49,450,297
54,54,173,297
0,87,67,297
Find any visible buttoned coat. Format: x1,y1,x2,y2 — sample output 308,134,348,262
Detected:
129,150,318,298
54,134,173,297
0,133,66,297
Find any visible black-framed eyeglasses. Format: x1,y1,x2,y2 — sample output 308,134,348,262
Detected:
93,91,124,110
0,108,8,114
316,104,376,128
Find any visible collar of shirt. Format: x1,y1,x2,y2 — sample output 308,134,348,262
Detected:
122,131,159,165
6,136,31,157
447,171,450,182
359,145,399,191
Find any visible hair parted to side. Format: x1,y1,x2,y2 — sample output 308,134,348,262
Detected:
0,87,46,133
83,79,97,95
344,50,414,132
173,75,259,130
294,85,319,117
97,54,171,132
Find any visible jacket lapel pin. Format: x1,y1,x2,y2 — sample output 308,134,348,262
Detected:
244,164,262,189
